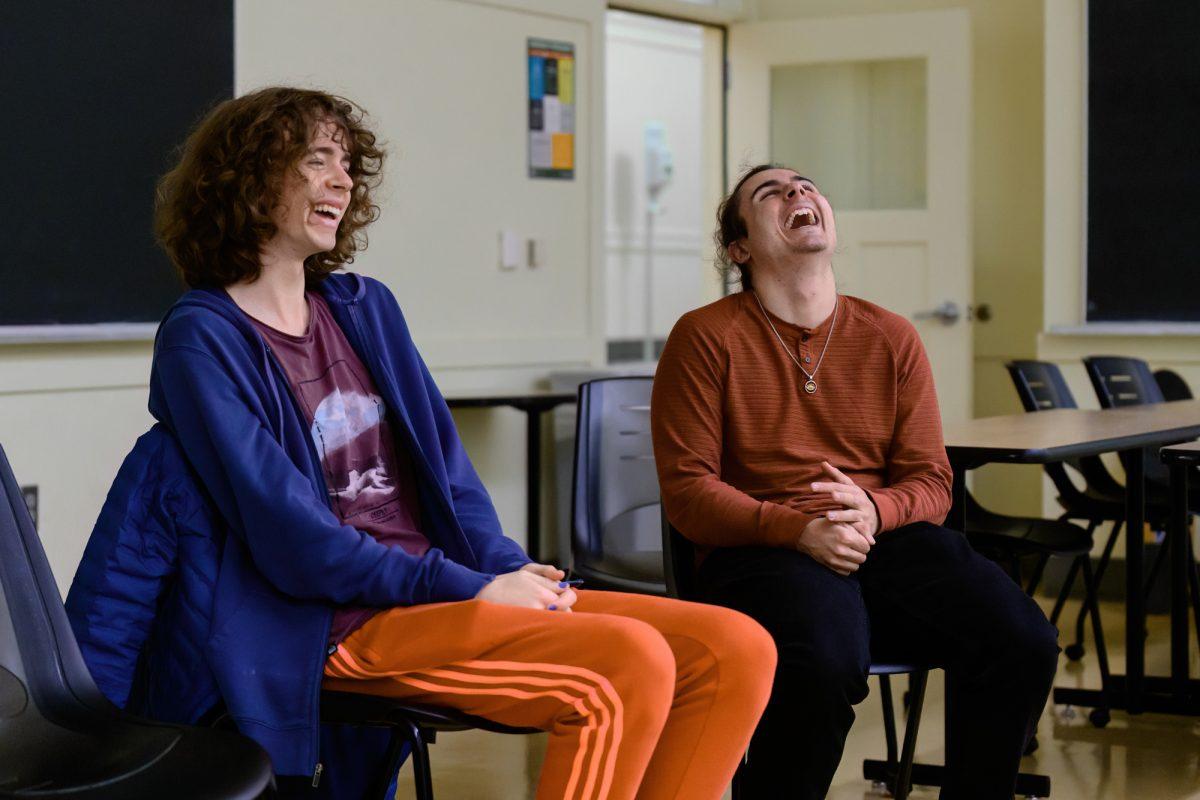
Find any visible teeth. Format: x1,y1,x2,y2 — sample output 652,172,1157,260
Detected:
313,204,341,218
787,208,817,229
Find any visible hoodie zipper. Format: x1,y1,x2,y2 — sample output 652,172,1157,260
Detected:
260,342,336,777
340,296,482,569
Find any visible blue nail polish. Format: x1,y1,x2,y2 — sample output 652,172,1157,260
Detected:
558,581,568,588
548,604,558,611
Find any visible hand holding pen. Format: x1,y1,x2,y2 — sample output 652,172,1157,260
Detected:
518,562,582,611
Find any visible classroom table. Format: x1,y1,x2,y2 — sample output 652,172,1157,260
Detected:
943,399,1200,718
1159,441,1200,712
445,390,577,562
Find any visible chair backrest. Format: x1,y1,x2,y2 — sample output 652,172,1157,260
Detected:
1084,356,1173,484
571,377,666,593
1154,368,1194,402
0,443,183,793
0,444,111,720
1006,360,1079,411
1004,359,1130,507
1084,356,1165,408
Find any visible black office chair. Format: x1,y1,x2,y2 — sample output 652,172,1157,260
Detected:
0,443,275,799
661,515,930,800
1085,355,1165,409
1154,368,1194,402
202,687,540,800
1085,354,1200,531
570,377,668,594
315,694,540,800
1084,355,1200,629
1008,360,1129,661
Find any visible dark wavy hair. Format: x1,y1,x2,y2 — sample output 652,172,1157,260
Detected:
714,163,792,292
155,87,385,288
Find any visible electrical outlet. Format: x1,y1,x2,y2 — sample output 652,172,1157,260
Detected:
20,485,37,529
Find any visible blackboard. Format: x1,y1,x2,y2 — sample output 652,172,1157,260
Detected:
0,2,232,330
1087,0,1200,323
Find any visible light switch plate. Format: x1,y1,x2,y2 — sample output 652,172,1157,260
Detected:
499,230,520,270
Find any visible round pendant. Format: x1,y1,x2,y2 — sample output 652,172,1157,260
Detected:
804,379,817,394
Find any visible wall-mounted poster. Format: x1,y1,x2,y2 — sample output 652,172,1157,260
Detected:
528,38,574,179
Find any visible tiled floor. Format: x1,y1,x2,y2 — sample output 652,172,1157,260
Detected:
394,597,1200,799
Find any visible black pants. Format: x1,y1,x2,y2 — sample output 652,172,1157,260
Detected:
697,522,1059,800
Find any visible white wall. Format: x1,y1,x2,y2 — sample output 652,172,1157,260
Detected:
0,0,607,594
604,10,723,341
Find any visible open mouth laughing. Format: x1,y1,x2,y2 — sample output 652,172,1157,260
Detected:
785,206,820,230
311,202,344,228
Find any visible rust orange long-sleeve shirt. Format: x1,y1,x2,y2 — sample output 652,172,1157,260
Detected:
651,291,952,558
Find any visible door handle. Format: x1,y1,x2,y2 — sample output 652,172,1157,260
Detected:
914,301,961,325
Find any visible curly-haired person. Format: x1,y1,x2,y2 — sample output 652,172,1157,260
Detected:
139,87,776,797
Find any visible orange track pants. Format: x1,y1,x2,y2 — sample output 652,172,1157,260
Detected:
323,589,775,800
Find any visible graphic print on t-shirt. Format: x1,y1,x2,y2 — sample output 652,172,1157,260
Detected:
295,360,401,522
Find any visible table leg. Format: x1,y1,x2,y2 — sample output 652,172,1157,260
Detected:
1123,447,1146,714
1170,461,1190,699
525,408,543,562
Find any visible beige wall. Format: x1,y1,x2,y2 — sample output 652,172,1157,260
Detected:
750,0,1047,512
0,0,607,595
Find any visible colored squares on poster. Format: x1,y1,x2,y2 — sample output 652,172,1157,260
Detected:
528,38,574,179
529,56,544,99
551,134,574,170
558,58,573,105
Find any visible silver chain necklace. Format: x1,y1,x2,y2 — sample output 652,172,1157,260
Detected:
752,291,839,395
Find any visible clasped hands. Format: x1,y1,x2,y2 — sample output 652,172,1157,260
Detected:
475,562,579,611
799,461,880,576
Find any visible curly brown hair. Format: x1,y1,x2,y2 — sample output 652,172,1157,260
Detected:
155,86,385,288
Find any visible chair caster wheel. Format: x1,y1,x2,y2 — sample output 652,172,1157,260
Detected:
1065,643,1085,661
1089,708,1111,728
1023,734,1039,755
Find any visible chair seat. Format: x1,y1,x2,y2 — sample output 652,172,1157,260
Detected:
868,662,932,676
321,690,541,736
0,718,272,799
1056,486,1126,522
967,505,1092,556
1057,475,1200,529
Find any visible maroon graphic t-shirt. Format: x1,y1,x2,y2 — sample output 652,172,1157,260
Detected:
248,292,431,643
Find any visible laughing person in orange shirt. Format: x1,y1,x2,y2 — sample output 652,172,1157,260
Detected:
651,165,1058,800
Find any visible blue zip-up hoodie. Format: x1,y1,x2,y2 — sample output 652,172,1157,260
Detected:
145,272,531,777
